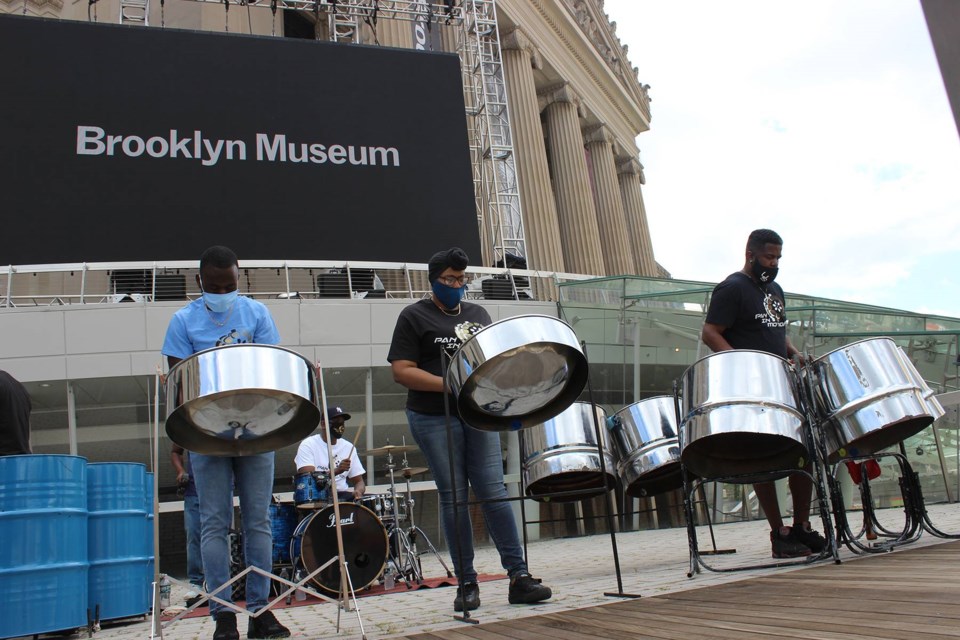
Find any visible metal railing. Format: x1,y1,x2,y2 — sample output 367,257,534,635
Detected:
0,260,596,308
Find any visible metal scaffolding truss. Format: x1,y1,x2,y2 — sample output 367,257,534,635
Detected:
131,0,526,265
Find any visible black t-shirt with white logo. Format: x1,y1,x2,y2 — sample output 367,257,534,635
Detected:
705,272,789,358
387,299,491,415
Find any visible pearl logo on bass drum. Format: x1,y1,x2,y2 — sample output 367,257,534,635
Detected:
326,511,356,528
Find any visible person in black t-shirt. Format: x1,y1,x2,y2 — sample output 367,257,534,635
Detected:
388,247,551,612
0,370,31,457
702,229,827,559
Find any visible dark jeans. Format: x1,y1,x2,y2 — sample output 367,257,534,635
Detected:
406,409,526,583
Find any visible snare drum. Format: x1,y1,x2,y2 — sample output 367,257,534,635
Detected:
813,338,935,462
519,402,616,501
289,502,388,593
680,350,808,483
293,472,331,509
355,494,407,523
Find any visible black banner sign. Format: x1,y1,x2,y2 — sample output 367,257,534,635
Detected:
0,15,479,265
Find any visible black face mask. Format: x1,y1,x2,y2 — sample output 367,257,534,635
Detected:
751,259,778,285
332,424,346,439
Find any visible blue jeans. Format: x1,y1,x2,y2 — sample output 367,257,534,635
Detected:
406,410,526,583
191,452,274,615
183,494,204,588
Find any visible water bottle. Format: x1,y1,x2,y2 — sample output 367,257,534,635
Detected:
294,569,307,601
384,566,395,590
159,574,171,609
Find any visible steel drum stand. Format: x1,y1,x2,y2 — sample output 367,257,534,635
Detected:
150,364,370,640
895,439,960,540
827,451,921,553
437,345,636,626
677,358,840,577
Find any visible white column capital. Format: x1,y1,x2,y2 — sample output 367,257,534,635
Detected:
501,27,543,70
538,82,586,118
582,124,615,146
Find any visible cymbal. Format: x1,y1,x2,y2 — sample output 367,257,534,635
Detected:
362,444,419,457
397,466,429,478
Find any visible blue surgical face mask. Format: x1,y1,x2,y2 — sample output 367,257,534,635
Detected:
432,280,465,309
199,276,238,313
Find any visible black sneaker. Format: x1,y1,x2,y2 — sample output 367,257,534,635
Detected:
791,522,827,553
453,582,480,612
213,612,239,640
771,527,812,559
247,610,290,639
508,572,552,604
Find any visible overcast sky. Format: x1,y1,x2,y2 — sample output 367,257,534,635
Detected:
603,0,960,318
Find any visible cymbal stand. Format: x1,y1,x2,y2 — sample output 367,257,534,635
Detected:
381,450,415,588
393,457,453,581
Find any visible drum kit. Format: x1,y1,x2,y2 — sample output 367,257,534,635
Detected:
275,442,451,594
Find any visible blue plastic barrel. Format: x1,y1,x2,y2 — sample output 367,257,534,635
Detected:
0,454,89,639
87,463,151,621
144,471,156,612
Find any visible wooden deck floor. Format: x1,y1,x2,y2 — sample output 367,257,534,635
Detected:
401,541,960,640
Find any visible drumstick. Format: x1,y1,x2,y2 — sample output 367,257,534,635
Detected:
347,422,366,458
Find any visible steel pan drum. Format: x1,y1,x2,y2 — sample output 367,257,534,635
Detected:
446,315,588,431
610,396,687,497
813,338,934,462
519,402,615,502
680,350,808,483
897,347,945,422
165,344,321,456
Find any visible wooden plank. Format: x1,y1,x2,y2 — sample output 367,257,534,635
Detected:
400,541,960,640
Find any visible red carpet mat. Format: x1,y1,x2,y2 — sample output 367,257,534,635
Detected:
168,573,507,620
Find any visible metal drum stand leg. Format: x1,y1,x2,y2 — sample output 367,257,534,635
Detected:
829,451,922,554
896,442,960,540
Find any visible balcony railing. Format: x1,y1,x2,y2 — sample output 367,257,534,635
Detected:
0,260,597,308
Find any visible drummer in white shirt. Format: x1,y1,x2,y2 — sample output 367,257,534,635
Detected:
294,406,366,501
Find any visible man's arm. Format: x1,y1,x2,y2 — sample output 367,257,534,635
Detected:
391,359,444,393
701,322,734,353
170,444,189,486
349,474,366,498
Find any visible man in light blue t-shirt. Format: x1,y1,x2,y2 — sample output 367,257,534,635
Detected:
162,245,289,640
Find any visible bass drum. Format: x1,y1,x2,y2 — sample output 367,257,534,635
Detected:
289,503,387,593
610,396,687,497
518,402,616,502
813,338,935,462
680,350,808,483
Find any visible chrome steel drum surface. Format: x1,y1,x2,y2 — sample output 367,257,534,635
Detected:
681,350,808,483
519,402,615,502
165,344,320,456
814,338,933,462
897,347,945,422
610,396,687,497
446,315,588,431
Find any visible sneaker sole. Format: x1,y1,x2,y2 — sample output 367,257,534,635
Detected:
508,589,552,604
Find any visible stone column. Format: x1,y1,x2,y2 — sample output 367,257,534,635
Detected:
501,28,566,274
539,83,606,276
583,125,637,275
618,158,657,276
